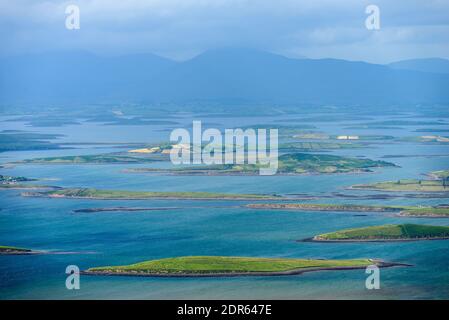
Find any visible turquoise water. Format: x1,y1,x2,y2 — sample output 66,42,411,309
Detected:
1,114,449,299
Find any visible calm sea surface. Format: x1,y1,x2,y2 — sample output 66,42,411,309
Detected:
1,114,448,299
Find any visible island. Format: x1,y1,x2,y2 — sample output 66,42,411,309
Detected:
127,153,396,175
82,256,406,277
247,203,402,212
400,135,449,144
73,207,179,213
293,133,394,141
399,206,449,217
0,131,64,152
246,203,449,217
0,174,36,183
18,152,168,164
308,224,449,242
0,245,39,255
23,188,279,200
0,175,56,190
427,169,449,180
351,179,449,192
279,141,366,152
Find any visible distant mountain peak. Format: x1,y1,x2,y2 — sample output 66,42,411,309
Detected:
388,58,449,74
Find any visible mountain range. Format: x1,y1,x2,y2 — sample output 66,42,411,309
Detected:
1,48,448,105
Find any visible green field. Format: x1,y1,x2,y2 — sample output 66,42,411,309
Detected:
351,179,449,192
314,224,449,241
27,188,274,200
86,256,373,275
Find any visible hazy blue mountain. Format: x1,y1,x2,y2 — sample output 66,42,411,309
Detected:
1,48,448,105
0,51,177,103
150,48,449,105
388,58,449,74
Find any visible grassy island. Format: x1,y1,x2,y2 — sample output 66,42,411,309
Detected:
312,224,449,242
246,203,449,217
128,153,396,175
19,152,168,164
399,207,449,217
428,169,449,180
0,183,54,190
279,142,365,151
0,175,54,190
23,188,276,200
0,175,36,183
351,179,449,192
247,203,402,212
0,132,64,152
83,256,398,277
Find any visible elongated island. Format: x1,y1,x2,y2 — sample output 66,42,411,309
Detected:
350,170,449,192
23,188,279,200
82,256,407,277
308,224,449,242
246,203,449,217
126,153,396,175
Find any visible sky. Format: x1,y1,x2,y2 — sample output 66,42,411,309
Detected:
0,0,448,63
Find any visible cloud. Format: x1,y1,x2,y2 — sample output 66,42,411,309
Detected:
0,0,448,63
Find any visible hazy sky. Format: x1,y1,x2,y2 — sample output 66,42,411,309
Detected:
1,0,448,63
